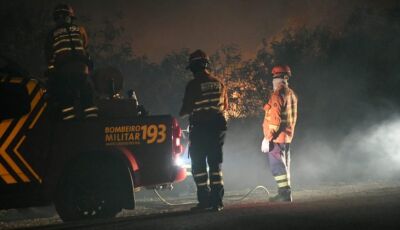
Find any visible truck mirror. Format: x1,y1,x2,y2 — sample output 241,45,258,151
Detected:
0,82,31,120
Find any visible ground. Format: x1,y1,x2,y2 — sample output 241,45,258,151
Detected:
1,181,400,230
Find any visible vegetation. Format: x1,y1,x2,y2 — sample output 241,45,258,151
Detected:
1,2,399,130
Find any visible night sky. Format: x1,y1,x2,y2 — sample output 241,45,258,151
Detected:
66,0,398,61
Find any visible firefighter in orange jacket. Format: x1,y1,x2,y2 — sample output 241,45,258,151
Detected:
180,50,228,211
45,4,98,120
261,65,298,202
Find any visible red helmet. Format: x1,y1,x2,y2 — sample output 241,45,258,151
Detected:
271,65,291,77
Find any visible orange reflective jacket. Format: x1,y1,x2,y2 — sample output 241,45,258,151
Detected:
263,85,298,143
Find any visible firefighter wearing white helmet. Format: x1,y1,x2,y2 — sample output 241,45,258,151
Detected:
261,65,298,202
180,49,228,211
45,3,98,120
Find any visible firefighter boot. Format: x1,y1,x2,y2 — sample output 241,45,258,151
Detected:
210,185,224,211
190,188,211,211
211,203,224,212
269,188,292,202
190,203,212,212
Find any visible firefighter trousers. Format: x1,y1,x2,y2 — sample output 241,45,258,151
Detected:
50,61,97,120
267,143,291,192
189,126,225,207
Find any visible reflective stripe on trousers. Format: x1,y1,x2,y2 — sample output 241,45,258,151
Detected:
267,143,291,189
84,106,99,118
61,106,75,120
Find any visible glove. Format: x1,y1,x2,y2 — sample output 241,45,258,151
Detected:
261,138,270,153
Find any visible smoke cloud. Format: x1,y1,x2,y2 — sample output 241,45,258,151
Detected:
222,112,400,191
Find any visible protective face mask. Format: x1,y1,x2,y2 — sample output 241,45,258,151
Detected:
272,78,288,90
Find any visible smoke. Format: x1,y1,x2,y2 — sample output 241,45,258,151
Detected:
222,118,269,190
221,111,400,191
338,114,400,179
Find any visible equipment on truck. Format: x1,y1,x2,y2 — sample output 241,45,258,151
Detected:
0,57,186,221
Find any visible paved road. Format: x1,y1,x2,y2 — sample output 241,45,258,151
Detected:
1,182,400,230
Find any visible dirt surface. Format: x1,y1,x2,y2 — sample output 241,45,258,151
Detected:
1,181,400,230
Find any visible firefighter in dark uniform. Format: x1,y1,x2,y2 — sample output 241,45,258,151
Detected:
45,4,98,120
180,50,228,211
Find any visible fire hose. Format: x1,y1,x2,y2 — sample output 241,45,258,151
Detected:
153,185,270,206
153,128,270,206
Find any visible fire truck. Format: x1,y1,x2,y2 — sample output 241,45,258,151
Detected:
0,58,186,221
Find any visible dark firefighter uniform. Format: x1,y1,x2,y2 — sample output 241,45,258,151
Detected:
262,65,298,202
45,4,97,120
180,50,228,211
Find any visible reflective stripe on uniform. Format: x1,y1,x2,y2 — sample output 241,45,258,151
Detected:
62,107,74,113
85,114,98,118
54,34,72,40
269,124,279,131
211,171,223,176
54,34,70,40
55,32,81,38
197,181,209,186
193,106,221,112
84,106,98,112
202,91,220,96
190,56,205,61
195,99,210,105
63,115,76,120
9,78,23,83
53,38,82,47
54,47,70,54
211,180,224,185
194,98,220,105
275,174,287,181
54,47,84,54
193,172,207,178
278,181,289,188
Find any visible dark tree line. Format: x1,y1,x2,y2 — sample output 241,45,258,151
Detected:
1,2,399,132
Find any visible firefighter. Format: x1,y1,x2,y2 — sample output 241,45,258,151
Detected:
180,50,228,211
45,4,98,120
261,65,298,202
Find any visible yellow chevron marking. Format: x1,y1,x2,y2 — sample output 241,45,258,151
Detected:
29,103,47,129
0,149,30,182
0,89,42,183
26,80,38,95
0,162,17,184
10,78,23,83
14,136,42,183
0,119,12,138
0,115,31,182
